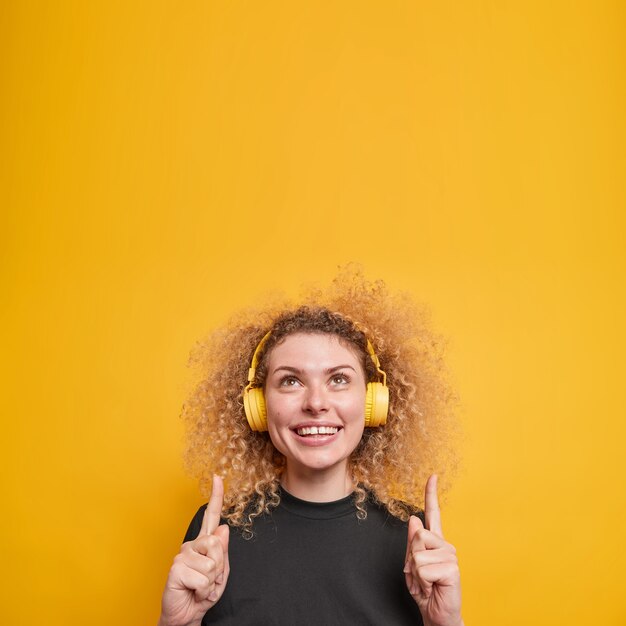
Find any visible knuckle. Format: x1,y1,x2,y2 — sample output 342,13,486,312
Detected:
172,554,187,570
180,542,193,555
444,543,458,560
206,581,216,598
192,535,207,552
197,574,210,590
415,527,427,540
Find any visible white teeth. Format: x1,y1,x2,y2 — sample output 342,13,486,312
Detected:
296,426,339,436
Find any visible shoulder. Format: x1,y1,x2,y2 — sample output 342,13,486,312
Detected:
182,504,207,543
362,489,425,526
182,502,263,544
183,503,234,543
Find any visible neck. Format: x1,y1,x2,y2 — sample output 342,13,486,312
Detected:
280,462,354,502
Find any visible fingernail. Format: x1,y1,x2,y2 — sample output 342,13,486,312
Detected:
209,591,218,602
403,561,410,574
411,584,418,595
216,573,224,584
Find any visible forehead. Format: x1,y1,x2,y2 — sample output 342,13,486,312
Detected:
266,332,363,369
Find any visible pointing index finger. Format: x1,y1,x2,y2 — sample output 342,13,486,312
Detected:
424,474,443,538
201,474,224,535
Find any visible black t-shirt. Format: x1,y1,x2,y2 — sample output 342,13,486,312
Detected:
183,489,424,625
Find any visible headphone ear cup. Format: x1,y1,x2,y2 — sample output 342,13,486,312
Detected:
365,382,389,427
244,387,268,432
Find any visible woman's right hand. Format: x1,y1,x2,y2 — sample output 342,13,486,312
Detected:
159,475,230,626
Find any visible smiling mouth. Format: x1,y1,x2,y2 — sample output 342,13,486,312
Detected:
295,426,341,437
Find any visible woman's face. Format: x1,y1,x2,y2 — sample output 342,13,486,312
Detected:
264,332,367,478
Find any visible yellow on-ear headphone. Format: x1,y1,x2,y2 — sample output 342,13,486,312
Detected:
243,331,389,432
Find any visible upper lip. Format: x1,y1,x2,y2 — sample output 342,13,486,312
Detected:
291,422,343,430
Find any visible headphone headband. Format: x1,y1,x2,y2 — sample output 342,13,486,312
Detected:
247,331,272,384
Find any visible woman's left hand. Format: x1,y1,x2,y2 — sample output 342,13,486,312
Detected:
403,475,463,626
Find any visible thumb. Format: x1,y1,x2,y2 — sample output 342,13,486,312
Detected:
213,524,230,584
213,523,230,553
405,516,424,559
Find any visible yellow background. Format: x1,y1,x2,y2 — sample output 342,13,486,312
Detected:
2,2,625,624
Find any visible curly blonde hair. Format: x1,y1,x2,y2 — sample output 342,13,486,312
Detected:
182,267,459,537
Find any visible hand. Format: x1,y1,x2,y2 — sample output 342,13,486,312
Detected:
403,475,463,626
159,475,230,626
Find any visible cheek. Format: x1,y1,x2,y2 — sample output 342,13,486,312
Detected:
340,391,367,419
265,393,297,424
266,415,289,456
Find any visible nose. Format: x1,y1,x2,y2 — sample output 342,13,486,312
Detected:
302,383,330,414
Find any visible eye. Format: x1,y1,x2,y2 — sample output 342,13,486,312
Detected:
279,375,301,388
330,372,350,385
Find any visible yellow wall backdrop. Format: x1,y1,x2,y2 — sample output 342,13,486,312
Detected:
1,2,624,624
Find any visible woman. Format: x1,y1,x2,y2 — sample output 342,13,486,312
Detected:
158,272,463,626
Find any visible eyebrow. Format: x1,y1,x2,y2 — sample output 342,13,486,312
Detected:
271,365,357,376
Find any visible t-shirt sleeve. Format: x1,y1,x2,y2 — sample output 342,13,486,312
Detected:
182,504,208,543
